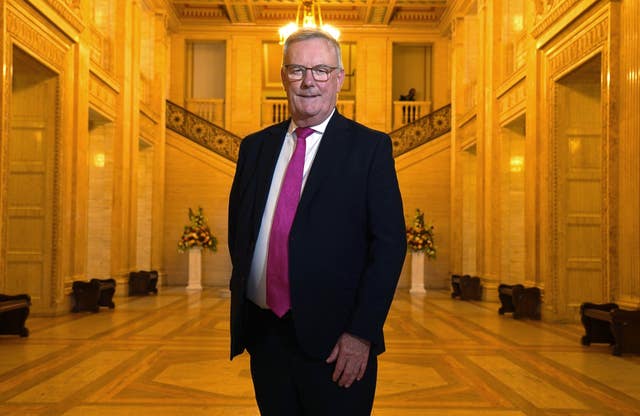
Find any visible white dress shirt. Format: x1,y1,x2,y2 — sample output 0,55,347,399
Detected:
246,111,334,308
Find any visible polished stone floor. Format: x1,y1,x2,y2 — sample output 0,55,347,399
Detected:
1,288,639,415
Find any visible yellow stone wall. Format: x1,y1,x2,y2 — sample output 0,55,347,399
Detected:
396,136,452,289
163,131,234,287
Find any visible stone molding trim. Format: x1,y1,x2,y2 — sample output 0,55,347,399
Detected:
40,0,84,33
140,112,160,146
548,18,608,75
497,78,526,126
89,74,117,120
7,8,67,69
166,100,241,163
533,0,583,37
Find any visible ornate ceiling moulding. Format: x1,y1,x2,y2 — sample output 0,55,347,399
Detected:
393,7,444,24
228,4,254,23
171,0,447,27
174,5,229,20
367,6,388,25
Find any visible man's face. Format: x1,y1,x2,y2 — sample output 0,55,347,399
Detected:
281,37,345,127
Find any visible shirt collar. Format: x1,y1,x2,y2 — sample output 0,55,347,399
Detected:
288,108,336,136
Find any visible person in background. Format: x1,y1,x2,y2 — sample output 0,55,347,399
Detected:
228,28,406,416
400,87,416,101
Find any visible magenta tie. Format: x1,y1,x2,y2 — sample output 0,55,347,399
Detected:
266,127,314,317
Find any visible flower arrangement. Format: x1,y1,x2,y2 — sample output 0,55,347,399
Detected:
406,208,436,258
177,207,217,253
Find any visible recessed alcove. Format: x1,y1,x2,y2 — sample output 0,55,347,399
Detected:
6,46,58,309
500,115,525,284
87,109,114,279
554,54,604,319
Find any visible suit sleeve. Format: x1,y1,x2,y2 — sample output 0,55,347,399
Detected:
347,135,407,347
227,141,247,264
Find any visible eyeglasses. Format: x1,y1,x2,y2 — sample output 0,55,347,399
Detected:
283,64,339,82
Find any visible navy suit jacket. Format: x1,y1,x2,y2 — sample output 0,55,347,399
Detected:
228,111,406,360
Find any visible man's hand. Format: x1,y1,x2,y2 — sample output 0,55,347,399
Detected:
326,333,371,388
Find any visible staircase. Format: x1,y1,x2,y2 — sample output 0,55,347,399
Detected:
165,100,451,162
389,104,451,157
166,100,242,162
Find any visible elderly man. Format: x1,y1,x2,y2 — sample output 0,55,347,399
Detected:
228,29,406,416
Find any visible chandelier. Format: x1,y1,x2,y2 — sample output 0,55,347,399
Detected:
279,0,340,44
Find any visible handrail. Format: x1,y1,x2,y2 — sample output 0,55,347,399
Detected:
165,100,451,162
166,100,241,162
389,104,451,157
185,98,225,126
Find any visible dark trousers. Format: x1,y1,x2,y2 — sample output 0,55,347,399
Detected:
245,301,377,416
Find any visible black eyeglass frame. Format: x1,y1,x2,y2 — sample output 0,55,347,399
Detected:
282,64,340,82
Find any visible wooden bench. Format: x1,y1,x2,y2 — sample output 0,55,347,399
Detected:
451,274,482,300
498,284,541,320
580,302,640,356
72,278,116,312
95,278,116,309
0,294,31,337
128,270,159,296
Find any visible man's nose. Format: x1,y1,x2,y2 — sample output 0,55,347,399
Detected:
301,68,315,84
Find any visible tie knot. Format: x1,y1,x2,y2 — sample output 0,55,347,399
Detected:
295,127,314,141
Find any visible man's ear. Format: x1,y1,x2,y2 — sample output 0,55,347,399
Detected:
336,69,345,90
281,67,288,88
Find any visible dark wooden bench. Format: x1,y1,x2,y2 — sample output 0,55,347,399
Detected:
95,278,116,308
128,270,159,296
72,278,116,312
0,294,31,337
451,274,482,300
580,302,640,356
498,284,541,320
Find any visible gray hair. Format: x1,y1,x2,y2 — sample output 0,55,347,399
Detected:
282,29,343,69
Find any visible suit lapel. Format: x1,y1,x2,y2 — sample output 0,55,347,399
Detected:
251,122,289,238
296,112,351,214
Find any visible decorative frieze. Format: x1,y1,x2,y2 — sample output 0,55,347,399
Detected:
42,0,84,32
532,0,582,37
548,18,608,75
7,10,66,69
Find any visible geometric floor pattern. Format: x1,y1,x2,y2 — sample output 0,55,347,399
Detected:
1,288,639,415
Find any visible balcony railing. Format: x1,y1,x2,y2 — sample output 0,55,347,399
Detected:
392,101,432,130
262,100,289,126
186,98,225,126
389,104,451,157
261,99,356,126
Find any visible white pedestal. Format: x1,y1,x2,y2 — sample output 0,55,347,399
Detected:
410,251,426,294
187,247,203,290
